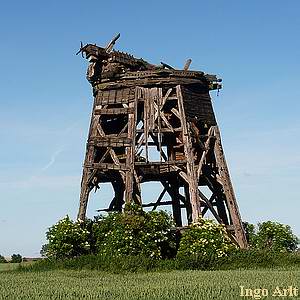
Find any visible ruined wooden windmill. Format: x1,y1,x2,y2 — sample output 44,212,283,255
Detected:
77,34,247,248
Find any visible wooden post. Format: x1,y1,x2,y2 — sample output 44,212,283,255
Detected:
163,180,182,226
78,107,99,220
184,184,193,224
176,85,202,222
124,92,137,204
213,125,248,248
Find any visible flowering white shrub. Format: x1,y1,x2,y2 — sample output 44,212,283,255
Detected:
93,204,176,259
44,215,91,259
177,218,236,259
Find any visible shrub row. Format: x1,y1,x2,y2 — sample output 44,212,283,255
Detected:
42,204,239,261
20,250,300,273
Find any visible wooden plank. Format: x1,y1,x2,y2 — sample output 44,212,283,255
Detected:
78,146,95,220
151,187,167,210
124,93,137,204
184,184,193,224
94,107,135,115
176,85,202,222
149,132,167,162
164,180,182,226
149,88,157,130
143,88,149,162
89,137,132,147
142,201,174,208
171,166,189,183
160,112,174,132
170,107,181,119
85,162,129,171
197,126,214,179
78,101,99,220
198,190,223,224
157,88,163,161
161,88,173,107
135,160,186,166
136,128,182,133
96,88,135,105
96,123,106,137
213,125,248,249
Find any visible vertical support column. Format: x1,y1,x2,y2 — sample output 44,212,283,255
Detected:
169,179,182,227
176,85,202,222
213,125,248,248
78,146,94,220
124,91,137,205
184,184,193,224
78,109,99,220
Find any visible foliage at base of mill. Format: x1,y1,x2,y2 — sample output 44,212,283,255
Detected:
42,207,298,261
92,204,176,259
44,216,91,259
42,205,176,259
177,218,236,259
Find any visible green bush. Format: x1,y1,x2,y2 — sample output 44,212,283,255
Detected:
177,218,236,260
0,255,6,263
42,210,299,262
11,254,22,263
255,221,299,252
19,249,300,273
93,204,176,259
44,215,91,259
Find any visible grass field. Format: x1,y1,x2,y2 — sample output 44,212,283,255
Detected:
0,268,299,300
0,263,21,272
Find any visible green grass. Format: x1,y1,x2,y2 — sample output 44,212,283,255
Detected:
0,262,35,272
0,263,21,272
0,269,299,300
18,250,300,273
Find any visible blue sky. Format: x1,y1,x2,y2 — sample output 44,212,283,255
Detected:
0,1,299,256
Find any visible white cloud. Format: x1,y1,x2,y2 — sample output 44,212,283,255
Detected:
41,147,65,171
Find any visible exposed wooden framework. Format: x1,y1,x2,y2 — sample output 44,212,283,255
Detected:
77,35,248,248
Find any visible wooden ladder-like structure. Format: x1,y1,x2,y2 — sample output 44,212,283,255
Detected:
78,83,247,248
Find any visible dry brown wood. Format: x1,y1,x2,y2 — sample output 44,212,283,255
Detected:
124,94,137,203
196,126,215,179
94,107,134,115
213,126,248,248
176,85,201,222
151,187,167,210
198,190,223,224
143,88,150,162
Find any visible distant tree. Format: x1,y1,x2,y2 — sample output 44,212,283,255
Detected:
0,255,6,263
40,244,49,257
11,254,22,263
243,222,257,247
256,221,299,252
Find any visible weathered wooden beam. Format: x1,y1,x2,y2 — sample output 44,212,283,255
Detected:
151,187,167,211
85,162,129,171
198,190,223,224
197,126,215,179
136,128,182,133
142,201,174,208
124,94,137,204
169,180,182,226
94,107,135,115
213,125,248,249
177,85,201,222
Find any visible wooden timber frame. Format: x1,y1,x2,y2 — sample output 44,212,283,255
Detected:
77,35,248,249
